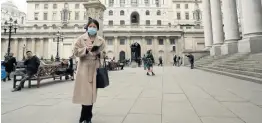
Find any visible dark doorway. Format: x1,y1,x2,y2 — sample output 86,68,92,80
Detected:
119,51,125,62
130,12,139,24
130,42,141,62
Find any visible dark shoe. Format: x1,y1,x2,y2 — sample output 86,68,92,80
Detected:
147,72,150,76
12,87,21,92
152,72,155,76
8,78,11,81
2,79,6,82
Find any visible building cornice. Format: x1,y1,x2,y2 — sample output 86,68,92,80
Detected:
26,0,91,2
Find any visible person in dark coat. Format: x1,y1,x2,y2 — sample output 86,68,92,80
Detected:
158,56,163,66
173,55,177,66
186,53,195,69
145,50,155,76
177,56,181,67
12,51,40,92
67,56,74,80
2,53,17,81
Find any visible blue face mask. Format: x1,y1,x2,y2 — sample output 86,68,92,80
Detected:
87,27,97,35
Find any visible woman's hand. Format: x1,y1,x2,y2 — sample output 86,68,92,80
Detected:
86,43,93,51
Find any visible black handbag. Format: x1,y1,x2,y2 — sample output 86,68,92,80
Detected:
96,59,109,88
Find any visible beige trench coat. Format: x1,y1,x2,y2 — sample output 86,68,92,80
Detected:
72,33,105,105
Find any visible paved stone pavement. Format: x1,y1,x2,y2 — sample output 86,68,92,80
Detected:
1,66,262,123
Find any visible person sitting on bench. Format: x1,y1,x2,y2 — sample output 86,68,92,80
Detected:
12,51,40,92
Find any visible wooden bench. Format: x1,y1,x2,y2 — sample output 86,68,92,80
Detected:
13,63,62,88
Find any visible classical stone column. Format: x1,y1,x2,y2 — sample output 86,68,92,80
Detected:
114,36,118,60
210,0,224,56
165,36,170,65
32,38,36,54
22,38,27,60
40,38,44,58
48,38,53,59
238,0,262,53
13,38,18,58
84,0,106,37
126,36,131,59
221,0,240,55
141,36,146,56
153,36,158,59
203,0,213,49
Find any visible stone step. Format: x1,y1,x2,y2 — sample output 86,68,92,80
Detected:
222,62,262,68
215,64,262,73
200,66,262,79
197,67,262,84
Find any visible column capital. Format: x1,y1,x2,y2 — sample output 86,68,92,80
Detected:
114,36,118,38
153,36,158,38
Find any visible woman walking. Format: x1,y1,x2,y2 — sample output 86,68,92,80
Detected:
73,18,105,123
145,50,155,76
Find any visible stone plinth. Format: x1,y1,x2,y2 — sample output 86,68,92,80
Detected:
238,36,262,53
210,45,222,56
83,0,106,36
221,41,238,55
131,61,138,68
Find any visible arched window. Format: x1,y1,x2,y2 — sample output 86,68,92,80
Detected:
157,10,161,15
146,10,150,15
120,10,124,15
109,10,113,16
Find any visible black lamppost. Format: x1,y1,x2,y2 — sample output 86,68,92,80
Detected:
3,18,18,59
54,31,64,62
22,44,26,60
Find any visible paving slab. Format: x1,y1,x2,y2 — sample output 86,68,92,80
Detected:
1,66,262,123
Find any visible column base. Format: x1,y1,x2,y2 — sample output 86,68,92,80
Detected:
130,61,138,68
238,36,262,53
210,45,222,56
221,41,238,55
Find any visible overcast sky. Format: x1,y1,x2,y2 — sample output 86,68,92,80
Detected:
0,0,27,13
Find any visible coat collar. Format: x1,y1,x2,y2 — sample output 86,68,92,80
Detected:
82,33,103,46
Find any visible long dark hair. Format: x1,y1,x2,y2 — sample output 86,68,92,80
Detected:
84,17,99,31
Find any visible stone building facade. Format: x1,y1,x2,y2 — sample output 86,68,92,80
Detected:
1,0,205,64
1,0,26,25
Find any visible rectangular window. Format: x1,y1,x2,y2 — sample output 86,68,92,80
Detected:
146,39,152,45
120,39,125,45
131,0,138,7
186,26,191,29
109,0,114,7
34,12,39,20
53,4,57,9
44,4,48,9
75,12,79,20
155,0,160,7
185,4,188,9
185,12,189,20
107,39,113,45
109,20,113,25
35,4,39,9
44,13,48,20
157,20,161,26
75,4,80,9
176,4,180,9
170,39,175,45
158,39,164,45
177,12,181,20
146,20,150,25
173,46,176,51
52,12,56,20
120,0,125,7
145,0,149,6
120,20,125,25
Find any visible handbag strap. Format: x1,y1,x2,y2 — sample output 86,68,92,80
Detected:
98,58,106,68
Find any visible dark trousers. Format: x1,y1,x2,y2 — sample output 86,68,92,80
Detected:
190,63,194,69
173,61,177,66
17,73,34,89
80,105,93,122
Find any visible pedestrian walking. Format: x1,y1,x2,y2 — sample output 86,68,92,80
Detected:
73,18,106,123
186,53,194,69
158,56,163,66
145,50,155,76
2,53,17,82
173,55,177,66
